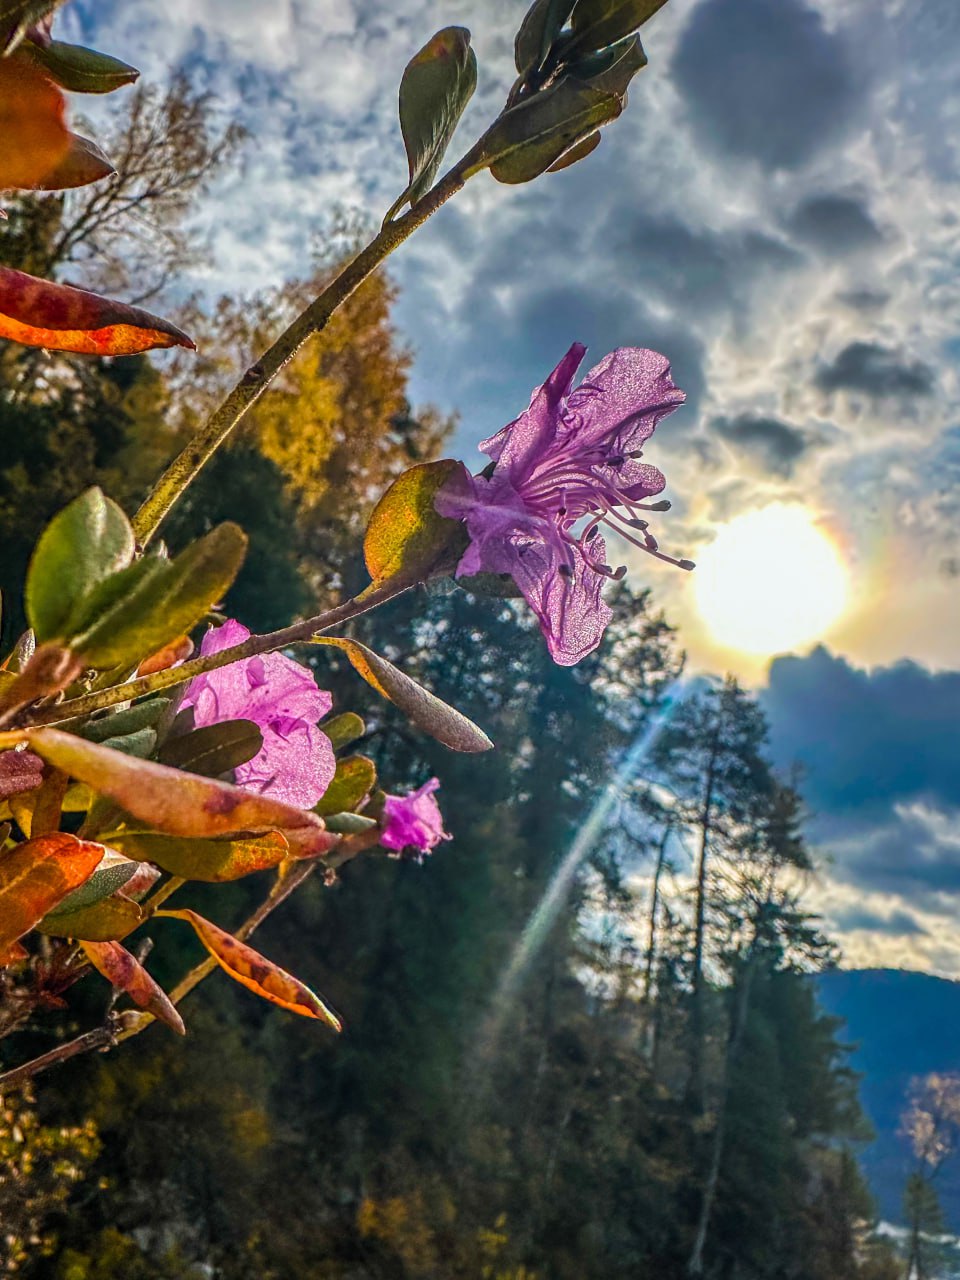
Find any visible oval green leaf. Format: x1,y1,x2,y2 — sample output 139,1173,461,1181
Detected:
25,487,134,642
106,831,289,883
25,39,139,93
479,77,622,184
515,0,576,76
314,755,377,818
157,719,263,779
364,459,467,587
68,522,248,669
390,26,478,217
568,0,668,54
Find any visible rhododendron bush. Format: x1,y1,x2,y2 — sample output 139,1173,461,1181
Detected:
0,0,690,1088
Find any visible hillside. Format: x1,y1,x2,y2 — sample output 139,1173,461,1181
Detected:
818,968,960,1229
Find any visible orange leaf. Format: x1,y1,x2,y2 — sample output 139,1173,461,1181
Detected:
160,908,342,1029
0,55,69,190
82,940,185,1035
0,831,104,953
0,941,29,966
136,634,194,677
0,267,196,356
26,727,338,854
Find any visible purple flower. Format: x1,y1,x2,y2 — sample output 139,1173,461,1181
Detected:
180,619,335,809
380,778,450,859
436,344,690,665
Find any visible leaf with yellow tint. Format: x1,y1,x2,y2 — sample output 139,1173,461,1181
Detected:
26,727,336,856
158,909,342,1028
313,637,492,754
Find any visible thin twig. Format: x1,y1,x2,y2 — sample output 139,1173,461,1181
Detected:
132,147,482,547
25,577,409,728
0,1023,117,1090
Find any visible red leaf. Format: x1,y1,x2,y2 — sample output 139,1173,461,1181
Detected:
0,267,196,356
82,940,185,1035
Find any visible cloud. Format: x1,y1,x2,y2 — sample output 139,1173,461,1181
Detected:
671,0,863,169
831,905,928,937
814,342,936,399
711,413,818,476
764,647,960,820
786,193,884,256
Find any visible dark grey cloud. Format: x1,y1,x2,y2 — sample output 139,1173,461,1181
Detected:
763,649,960,907
672,0,862,169
837,289,889,313
603,214,803,315
815,342,936,399
787,193,884,256
711,413,816,477
825,806,960,906
832,906,928,937
764,647,960,820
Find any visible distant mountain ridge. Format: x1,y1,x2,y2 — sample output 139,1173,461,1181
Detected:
817,968,960,1229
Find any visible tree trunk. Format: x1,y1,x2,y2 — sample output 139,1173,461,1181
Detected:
687,948,757,1277
643,823,672,1004
688,728,721,1114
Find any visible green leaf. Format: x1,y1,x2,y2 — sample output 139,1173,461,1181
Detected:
314,637,493,754
322,712,366,753
99,727,157,759
314,755,377,817
568,0,668,55
37,893,143,941
391,26,477,215
68,522,248,669
569,32,647,96
477,77,622,184
25,39,139,92
364,459,467,587
323,812,378,835
0,0,63,54
40,852,137,920
157,719,263,779
83,698,171,743
515,0,575,76
105,831,289,883
25,488,134,641
547,129,601,172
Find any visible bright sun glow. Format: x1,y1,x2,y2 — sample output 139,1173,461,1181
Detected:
693,505,848,656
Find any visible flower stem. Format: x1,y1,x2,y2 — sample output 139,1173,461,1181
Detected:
132,151,480,548
25,577,409,728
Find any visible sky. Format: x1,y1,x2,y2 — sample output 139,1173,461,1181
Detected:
68,0,960,975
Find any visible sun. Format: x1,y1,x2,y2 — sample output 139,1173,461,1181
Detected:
692,504,848,656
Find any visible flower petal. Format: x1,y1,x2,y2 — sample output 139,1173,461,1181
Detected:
565,347,685,452
478,342,586,477
505,532,612,667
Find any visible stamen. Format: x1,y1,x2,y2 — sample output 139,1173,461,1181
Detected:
599,518,693,571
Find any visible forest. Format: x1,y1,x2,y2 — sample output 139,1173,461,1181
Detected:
0,61,947,1280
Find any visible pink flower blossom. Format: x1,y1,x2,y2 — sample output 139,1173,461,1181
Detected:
380,778,450,859
436,344,690,665
180,619,335,809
